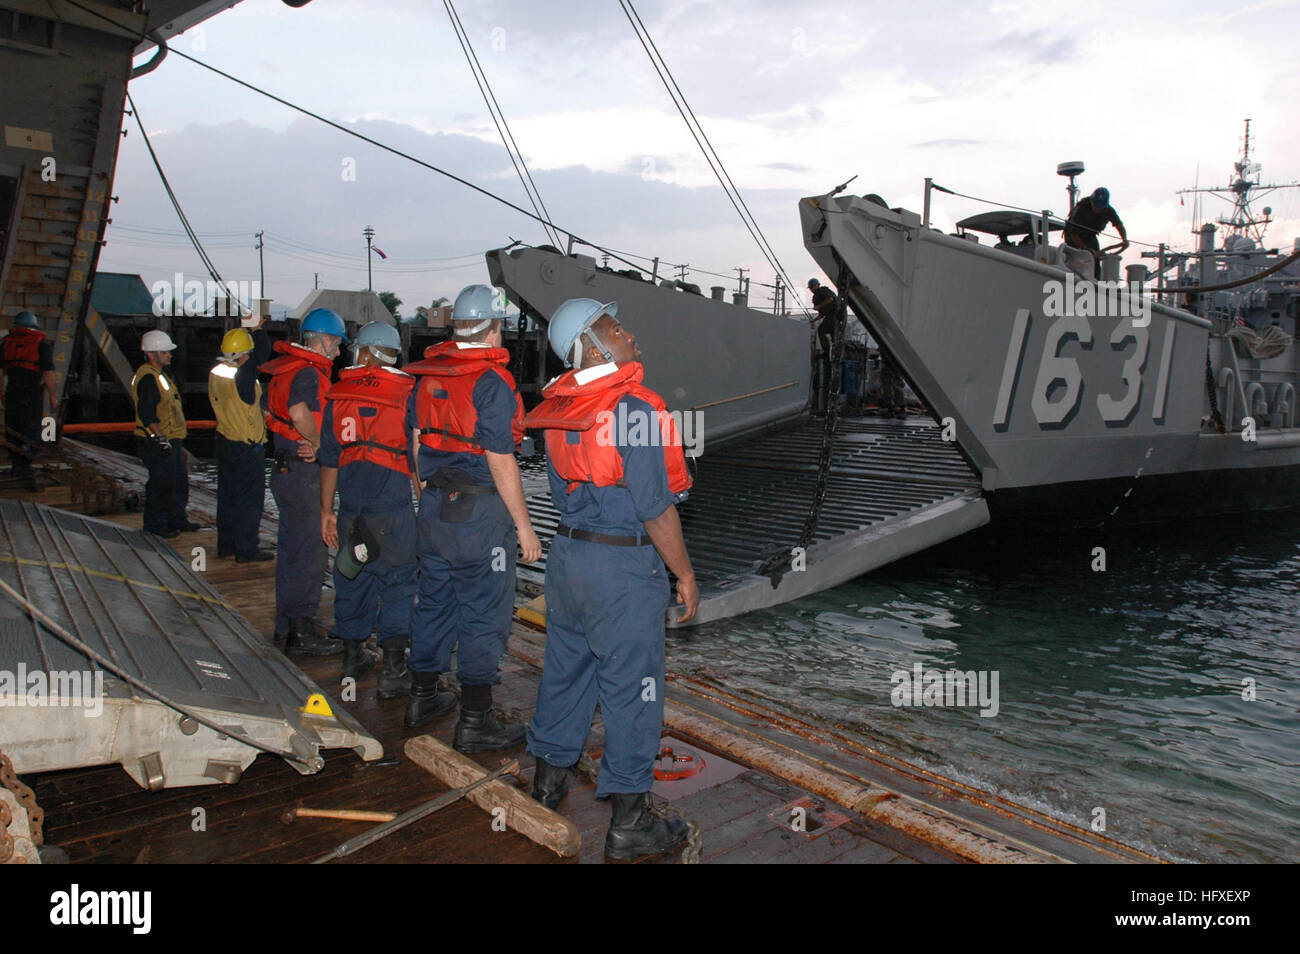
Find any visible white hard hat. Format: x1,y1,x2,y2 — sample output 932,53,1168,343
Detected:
141,329,177,352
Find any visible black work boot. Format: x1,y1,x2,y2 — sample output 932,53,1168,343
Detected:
340,639,374,681
453,684,525,753
285,617,342,657
531,758,573,811
376,640,412,700
604,792,688,861
404,671,456,729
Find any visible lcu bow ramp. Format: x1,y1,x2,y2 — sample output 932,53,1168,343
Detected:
0,500,381,789
522,418,989,626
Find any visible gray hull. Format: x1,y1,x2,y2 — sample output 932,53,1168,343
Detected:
487,246,812,447
800,194,1300,521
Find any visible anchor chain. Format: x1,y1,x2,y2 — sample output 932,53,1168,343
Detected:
755,259,851,586
1205,348,1225,433
0,746,44,863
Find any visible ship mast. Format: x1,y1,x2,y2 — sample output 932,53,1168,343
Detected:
1175,118,1298,247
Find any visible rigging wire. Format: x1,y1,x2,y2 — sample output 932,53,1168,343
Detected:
618,0,807,311
72,0,778,305
125,91,247,313
442,0,560,248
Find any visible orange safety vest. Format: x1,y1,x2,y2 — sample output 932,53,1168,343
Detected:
524,361,692,495
326,364,414,476
262,341,333,443
407,341,525,454
1,327,44,373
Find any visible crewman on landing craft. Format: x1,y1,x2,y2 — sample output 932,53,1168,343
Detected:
132,329,198,538
523,297,699,861
1065,187,1129,278
261,308,346,656
207,315,272,562
403,284,541,749
319,321,417,700
0,311,57,490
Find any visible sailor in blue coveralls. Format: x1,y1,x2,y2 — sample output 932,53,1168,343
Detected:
319,321,418,700
523,298,700,861
262,308,346,656
404,285,541,750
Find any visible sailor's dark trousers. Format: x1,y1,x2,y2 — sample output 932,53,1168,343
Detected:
215,435,265,558
527,534,670,796
270,458,327,635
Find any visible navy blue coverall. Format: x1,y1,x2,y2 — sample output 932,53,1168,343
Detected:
526,392,682,797
270,367,329,636
214,329,270,558
407,366,518,687
2,337,52,480
318,398,417,647
135,373,190,536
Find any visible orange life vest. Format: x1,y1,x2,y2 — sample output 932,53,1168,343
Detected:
1,327,44,373
407,341,525,454
326,364,414,476
262,341,333,443
524,361,692,495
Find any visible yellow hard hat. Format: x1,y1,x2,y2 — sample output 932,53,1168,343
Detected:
220,328,254,355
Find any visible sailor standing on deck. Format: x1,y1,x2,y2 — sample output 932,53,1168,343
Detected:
0,311,57,489
524,297,699,861
404,284,541,748
207,317,272,562
319,321,417,699
261,308,346,656
132,329,198,538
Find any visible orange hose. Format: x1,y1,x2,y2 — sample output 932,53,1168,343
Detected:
61,420,218,434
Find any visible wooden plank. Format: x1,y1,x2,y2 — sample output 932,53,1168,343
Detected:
404,735,581,857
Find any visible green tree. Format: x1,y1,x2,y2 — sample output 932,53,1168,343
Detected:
379,291,402,320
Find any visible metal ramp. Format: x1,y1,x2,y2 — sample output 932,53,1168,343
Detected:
0,501,381,789
521,418,990,626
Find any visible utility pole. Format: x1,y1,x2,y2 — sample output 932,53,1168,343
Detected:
255,230,265,295
363,225,375,291
736,267,748,294
676,263,688,282
314,272,319,290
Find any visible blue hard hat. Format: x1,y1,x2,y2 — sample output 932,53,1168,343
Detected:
452,284,508,321
354,320,400,351
547,298,618,366
1091,187,1110,210
13,311,39,328
302,307,348,343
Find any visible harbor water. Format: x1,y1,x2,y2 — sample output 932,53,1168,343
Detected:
667,514,1300,863
193,457,1297,861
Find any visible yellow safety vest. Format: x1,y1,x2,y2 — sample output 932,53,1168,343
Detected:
132,363,187,440
208,360,266,444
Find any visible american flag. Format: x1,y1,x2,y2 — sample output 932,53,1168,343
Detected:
373,247,388,260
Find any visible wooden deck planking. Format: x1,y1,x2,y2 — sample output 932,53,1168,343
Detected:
6,462,993,864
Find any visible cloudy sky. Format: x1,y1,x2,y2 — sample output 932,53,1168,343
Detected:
102,0,1300,316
